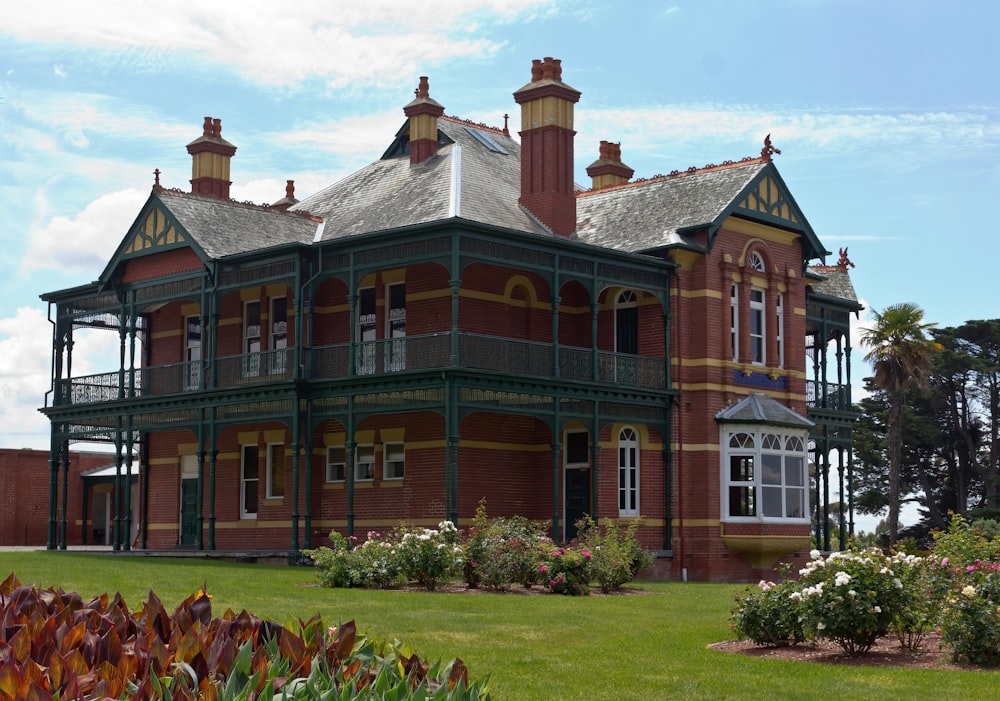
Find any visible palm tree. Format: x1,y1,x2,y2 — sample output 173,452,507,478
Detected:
860,302,939,547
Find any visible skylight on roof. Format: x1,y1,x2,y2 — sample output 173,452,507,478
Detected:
463,127,508,155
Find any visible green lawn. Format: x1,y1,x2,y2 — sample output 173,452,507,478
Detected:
2,552,995,700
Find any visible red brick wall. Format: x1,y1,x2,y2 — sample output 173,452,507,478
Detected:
0,449,115,546
122,247,202,284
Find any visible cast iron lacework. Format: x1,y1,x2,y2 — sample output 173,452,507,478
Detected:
123,207,185,255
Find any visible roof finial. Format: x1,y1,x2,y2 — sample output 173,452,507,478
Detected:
153,168,161,190
837,247,855,270
502,113,509,136
761,133,781,162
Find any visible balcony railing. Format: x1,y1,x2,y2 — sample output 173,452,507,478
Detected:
806,380,853,412
53,333,668,406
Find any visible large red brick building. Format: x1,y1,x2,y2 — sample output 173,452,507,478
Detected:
38,57,859,581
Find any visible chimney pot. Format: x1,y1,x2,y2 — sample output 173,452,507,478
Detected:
212,118,222,138
530,59,543,82
203,116,212,136
285,180,295,198
417,76,429,98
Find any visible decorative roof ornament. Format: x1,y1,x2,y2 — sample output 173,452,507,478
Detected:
837,247,855,270
761,134,781,162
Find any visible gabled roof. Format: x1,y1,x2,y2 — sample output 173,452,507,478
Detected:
576,160,829,262
155,189,321,258
293,117,549,240
99,189,323,285
716,392,814,429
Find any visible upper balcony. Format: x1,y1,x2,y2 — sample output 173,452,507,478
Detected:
51,332,668,406
805,379,853,413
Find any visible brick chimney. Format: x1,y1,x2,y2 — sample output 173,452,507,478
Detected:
586,141,634,190
271,180,298,212
186,117,237,198
403,76,445,165
513,57,581,237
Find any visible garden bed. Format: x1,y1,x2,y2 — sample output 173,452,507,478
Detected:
710,632,978,671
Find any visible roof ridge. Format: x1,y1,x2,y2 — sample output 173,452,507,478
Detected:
440,114,510,137
577,155,768,198
157,187,322,221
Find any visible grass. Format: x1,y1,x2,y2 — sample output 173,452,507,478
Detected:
2,552,997,700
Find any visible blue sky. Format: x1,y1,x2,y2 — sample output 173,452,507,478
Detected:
1,0,997,465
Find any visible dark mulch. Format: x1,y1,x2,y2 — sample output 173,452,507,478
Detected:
709,633,986,671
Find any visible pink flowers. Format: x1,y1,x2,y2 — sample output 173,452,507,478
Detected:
581,549,592,559
538,564,548,574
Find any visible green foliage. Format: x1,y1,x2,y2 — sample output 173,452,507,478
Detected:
931,512,1000,565
395,521,463,591
729,579,805,646
0,572,493,701
461,500,549,592
576,516,654,593
304,530,404,590
940,568,1000,666
539,547,592,596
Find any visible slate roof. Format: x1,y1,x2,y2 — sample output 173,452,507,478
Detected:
575,162,768,253
716,392,814,429
156,190,322,258
807,266,861,304
292,118,548,240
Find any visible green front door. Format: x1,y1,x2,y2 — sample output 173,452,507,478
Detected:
565,468,591,542
180,478,198,545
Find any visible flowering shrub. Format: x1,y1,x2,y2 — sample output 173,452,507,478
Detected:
796,548,913,655
304,532,356,588
396,521,463,591
305,530,403,589
541,547,592,596
349,531,404,589
730,579,806,646
576,516,654,593
461,500,549,591
940,571,1000,665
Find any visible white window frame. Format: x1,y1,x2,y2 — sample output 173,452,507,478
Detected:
383,442,405,480
355,444,375,481
776,293,784,369
240,444,258,519
721,427,809,524
266,442,284,499
386,282,406,372
748,252,766,272
326,446,346,483
730,285,739,362
357,287,377,375
244,300,261,378
269,296,288,375
749,288,765,364
617,427,639,517
184,315,202,390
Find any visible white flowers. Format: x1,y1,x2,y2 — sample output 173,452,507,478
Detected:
810,549,822,560
834,571,852,587
963,585,977,598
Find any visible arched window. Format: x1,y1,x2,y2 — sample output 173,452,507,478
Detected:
618,427,639,516
748,251,766,272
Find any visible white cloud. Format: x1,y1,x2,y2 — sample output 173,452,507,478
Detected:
0,307,122,450
576,104,1000,175
0,307,58,449
0,0,553,88
25,188,149,275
